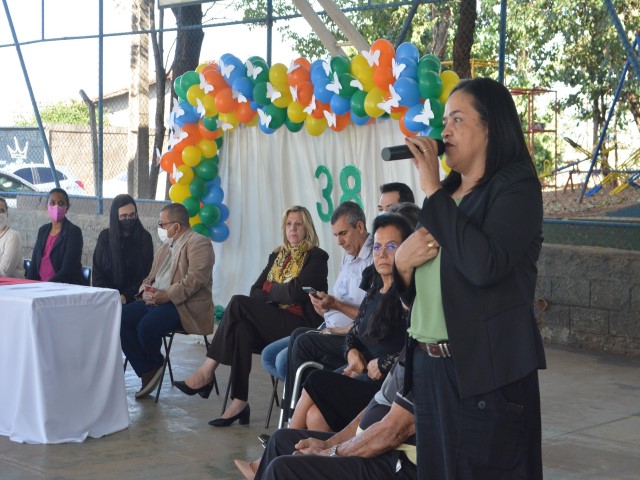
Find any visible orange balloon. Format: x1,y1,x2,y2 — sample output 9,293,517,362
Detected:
373,66,394,90
288,65,310,87
295,81,314,106
203,68,229,92
160,150,181,173
311,100,330,119
215,87,238,114
329,112,350,132
198,119,221,140
370,38,395,68
293,57,311,71
236,101,257,123
181,123,201,146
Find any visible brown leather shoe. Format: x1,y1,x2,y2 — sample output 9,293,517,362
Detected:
135,366,163,399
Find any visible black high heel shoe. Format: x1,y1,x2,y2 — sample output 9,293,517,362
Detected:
173,380,214,399
208,404,250,427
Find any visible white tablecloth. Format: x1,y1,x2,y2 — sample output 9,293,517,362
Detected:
0,281,130,443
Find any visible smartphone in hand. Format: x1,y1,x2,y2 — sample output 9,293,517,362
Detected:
302,286,320,298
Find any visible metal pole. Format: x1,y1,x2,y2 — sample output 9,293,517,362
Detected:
497,0,507,84
97,0,104,213
266,0,273,65
2,0,60,188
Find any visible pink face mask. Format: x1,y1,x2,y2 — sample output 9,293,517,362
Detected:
47,205,67,223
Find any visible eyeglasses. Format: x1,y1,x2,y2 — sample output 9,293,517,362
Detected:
157,220,177,229
373,242,398,256
119,213,137,221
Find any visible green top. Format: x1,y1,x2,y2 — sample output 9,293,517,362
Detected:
408,197,461,343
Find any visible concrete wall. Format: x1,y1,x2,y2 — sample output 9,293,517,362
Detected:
535,244,640,356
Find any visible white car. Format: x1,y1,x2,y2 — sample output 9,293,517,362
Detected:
0,170,38,208
102,170,167,200
4,164,87,196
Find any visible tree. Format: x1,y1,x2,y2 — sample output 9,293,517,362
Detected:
16,100,109,126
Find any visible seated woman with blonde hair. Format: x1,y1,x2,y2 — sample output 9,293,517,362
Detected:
175,205,329,427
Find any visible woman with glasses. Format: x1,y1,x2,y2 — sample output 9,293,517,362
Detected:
26,188,86,285
0,197,23,278
287,213,417,433
92,194,153,304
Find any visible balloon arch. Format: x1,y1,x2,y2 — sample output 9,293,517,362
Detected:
160,38,460,242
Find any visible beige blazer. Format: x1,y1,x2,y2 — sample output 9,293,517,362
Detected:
140,229,215,335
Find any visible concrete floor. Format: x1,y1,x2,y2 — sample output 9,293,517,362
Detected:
1,341,639,480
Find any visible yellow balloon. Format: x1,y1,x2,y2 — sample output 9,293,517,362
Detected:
186,84,205,106
288,101,306,123
305,115,328,136
169,183,190,203
218,111,239,130
439,83,456,105
195,62,211,73
182,145,202,167
364,87,386,118
198,138,218,158
350,54,371,77
356,67,376,92
200,94,218,117
245,114,259,127
189,213,202,226
390,109,404,120
269,63,289,90
272,90,293,108
440,70,460,89
176,164,194,185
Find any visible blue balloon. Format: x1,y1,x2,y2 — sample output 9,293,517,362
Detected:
232,76,254,99
404,103,427,133
394,78,421,107
209,222,230,243
221,55,246,86
395,42,420,63
250,100,259,111
330,94,351,115
258,120,276,135
212,176,222,187
218,203,229,222
310,59,330,79
397,57,418,80
313,77,333,104
203,182,224,204
350,111,371,126
173,101,199,126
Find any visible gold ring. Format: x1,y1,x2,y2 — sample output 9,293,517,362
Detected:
427,241,435,248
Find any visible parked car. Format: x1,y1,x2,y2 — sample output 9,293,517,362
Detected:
102,170,167,200
0,170,38,208
4,164,86,196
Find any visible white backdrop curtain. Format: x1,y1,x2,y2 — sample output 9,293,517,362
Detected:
211,118,430,307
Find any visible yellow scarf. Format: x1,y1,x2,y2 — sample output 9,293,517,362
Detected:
267,241,312,310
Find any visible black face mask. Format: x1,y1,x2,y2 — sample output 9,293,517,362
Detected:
120,219,137,231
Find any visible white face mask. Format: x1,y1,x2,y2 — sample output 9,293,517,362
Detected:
0,212,7,228
157,226,169,243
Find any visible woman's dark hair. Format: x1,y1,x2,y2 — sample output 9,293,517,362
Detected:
48,188,70,208
109,194,146,287
441,77,538,193
363,213,412,340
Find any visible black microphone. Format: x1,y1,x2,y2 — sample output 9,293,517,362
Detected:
381,139,446,161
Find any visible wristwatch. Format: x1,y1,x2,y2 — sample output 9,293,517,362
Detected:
329,444,339,457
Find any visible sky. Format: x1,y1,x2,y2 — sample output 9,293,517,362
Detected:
0,0,308,125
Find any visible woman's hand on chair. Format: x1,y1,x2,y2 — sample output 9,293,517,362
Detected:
366,359,383,380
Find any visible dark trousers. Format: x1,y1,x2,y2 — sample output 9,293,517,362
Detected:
208,295,313,402
281,327,347,420
256,428,417,480
412,348,543,480
120,300,182,377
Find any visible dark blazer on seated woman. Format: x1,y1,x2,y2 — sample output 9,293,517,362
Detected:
27,218,86,285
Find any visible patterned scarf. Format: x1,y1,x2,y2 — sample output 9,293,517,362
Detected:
267,240,313,310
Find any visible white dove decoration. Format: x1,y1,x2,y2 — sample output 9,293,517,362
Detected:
321,60,331,77
172,162,184,182
220,59,235,79
413,99,436,126
257,108,272,128
350,78,364,91
199,73,214,94
195,98,206,118
392,58,406,79
323,110,337,128
168,126,188,149
362,49,381,67
290,85,299,102
266,82,282,102
217,119,234,132
232,89,248,103
246,60,263,80
169,97,184,127
326,72,342,95
377,85,401,114
288,60,301,74
303,95,317,115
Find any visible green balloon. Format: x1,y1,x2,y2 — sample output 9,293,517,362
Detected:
182,196,201,217
194,158,219,181
192,223,209,237
429,126,444,140
418,72,443,99
330,56,350,75
338,73,358,99
174,75,187,100
247,57,270,84
199,204,221,226
253,82,271,106
420,54,441,71
202,115,219,131
350,90,367,118
215,137,223,148
189,177,207,199
265,103,287,129
285,117,304,132
418,57,441,79
427,99,445,126
180,70,200,92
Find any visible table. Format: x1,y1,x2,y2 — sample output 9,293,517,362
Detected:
0,278,130,443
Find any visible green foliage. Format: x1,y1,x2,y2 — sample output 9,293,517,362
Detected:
16,100,108,126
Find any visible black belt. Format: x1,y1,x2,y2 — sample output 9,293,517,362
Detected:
417,341,452,358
